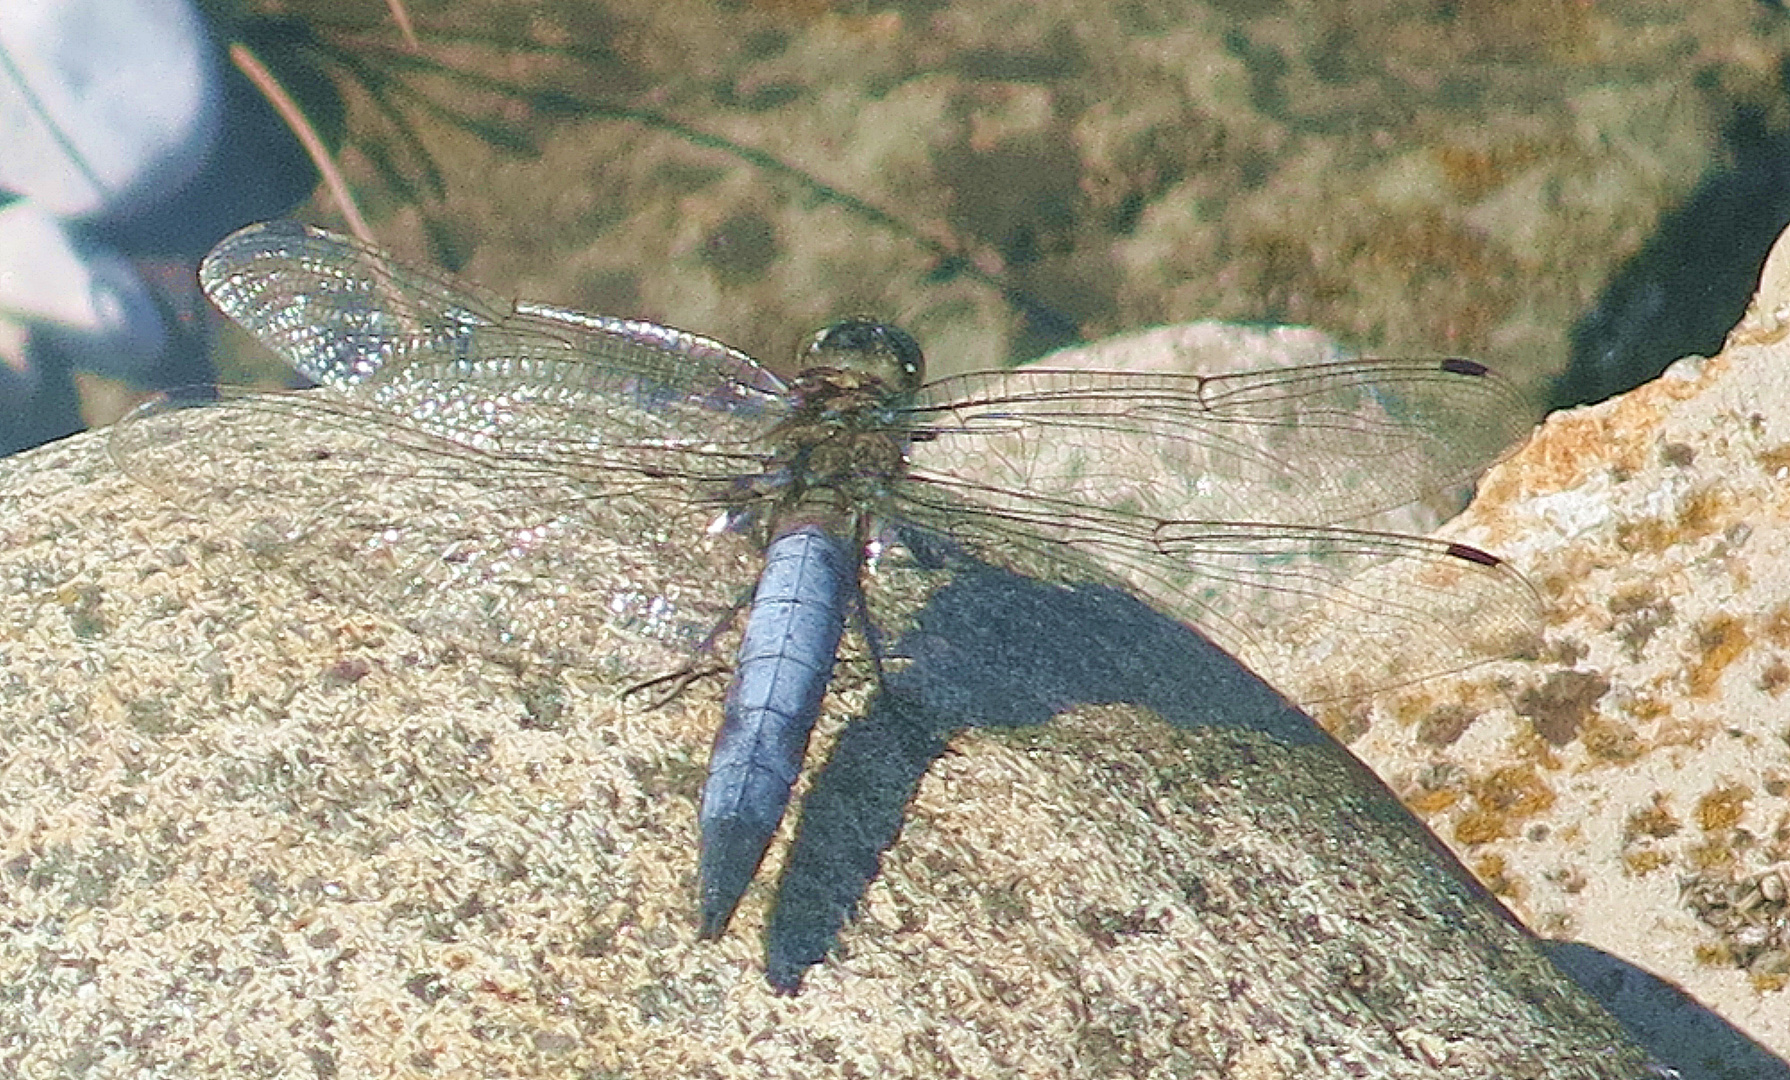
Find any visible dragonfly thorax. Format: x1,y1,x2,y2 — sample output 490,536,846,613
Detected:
738,320,921,515
764,371,912,517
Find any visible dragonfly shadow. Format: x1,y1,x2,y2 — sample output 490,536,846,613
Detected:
763,560,1328,992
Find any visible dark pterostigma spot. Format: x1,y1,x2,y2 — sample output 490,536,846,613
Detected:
1445,542,1503,567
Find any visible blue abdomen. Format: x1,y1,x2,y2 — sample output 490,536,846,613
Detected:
698,522,854,936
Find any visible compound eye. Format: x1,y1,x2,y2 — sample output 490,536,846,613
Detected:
802,320,926,390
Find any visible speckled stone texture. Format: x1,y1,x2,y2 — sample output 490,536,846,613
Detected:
1317,219,1790,1073
0,361,1667,1074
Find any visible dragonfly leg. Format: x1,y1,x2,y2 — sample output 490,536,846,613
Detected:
619,586,754,707
622,663,729,708
849,581,889,689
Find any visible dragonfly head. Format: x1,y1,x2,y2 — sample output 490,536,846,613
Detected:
800,320,925,395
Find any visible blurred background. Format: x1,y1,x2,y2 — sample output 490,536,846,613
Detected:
6,0,1790,456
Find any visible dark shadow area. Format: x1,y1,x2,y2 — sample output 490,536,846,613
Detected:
0,342,86,458
1543,940,1790,1080
764,565,1324,992
1555,101,1790,410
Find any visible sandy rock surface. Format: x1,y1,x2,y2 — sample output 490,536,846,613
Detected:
0,349,1666,1075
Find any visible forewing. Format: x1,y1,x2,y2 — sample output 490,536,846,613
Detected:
198,220,793,458
110,388,761,675
907,360,1530,528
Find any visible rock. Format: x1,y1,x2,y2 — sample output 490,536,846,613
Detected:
0,364,1663,1074
1320,218,1790,1069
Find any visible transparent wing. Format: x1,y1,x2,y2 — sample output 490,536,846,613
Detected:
907,360,1529,527
115,220,817,668
886,474,1538,705
111,388,762,672
890,361,1539,703
198,220,794,457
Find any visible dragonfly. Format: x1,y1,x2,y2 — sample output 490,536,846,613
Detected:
113,220,1541,949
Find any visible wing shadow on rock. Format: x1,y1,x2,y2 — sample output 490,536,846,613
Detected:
764,562,1336,993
